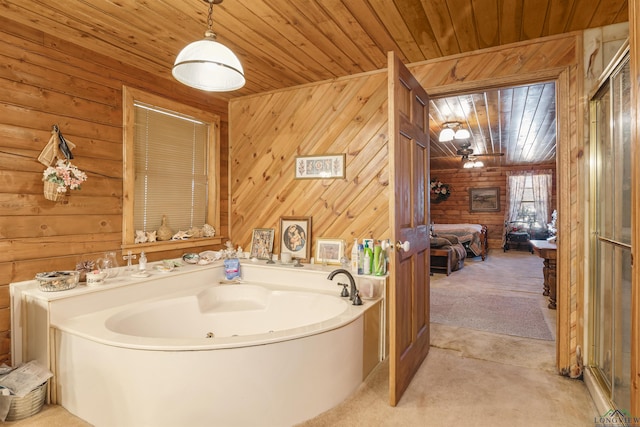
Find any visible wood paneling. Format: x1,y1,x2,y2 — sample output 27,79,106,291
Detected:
229,72,390,255
0,18,230,364
0,1,627,101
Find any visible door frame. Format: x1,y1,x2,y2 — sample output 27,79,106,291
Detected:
419,67,575,372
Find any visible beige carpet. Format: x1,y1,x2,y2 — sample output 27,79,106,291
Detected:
299,325,595,427
430,289,554,340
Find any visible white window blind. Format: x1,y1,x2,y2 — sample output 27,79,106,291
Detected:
133,103,209,233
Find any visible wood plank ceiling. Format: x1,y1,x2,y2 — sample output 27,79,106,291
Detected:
1,0,628,168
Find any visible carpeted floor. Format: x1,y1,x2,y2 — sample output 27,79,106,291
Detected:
430,288,554,340
429,248,557,342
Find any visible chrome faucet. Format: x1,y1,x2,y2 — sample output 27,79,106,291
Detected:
327,269,362,305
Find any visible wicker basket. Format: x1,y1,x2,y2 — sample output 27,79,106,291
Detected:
5,382,47,421
43,180,66,202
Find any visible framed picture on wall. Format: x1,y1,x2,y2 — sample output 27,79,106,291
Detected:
249,228,275,260
469,187,500,212
295,154,346,179
280,216,312,261
315,238,344,265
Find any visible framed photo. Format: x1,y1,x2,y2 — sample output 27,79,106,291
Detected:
280,216,311,261
249,228,275,260
469,187,500,212
295,154,345,179
316,238,345,265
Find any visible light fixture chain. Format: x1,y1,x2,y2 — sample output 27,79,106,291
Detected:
207,1,214,32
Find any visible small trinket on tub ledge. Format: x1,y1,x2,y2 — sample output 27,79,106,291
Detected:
75,260,95,282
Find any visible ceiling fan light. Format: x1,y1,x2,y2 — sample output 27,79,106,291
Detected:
439,128,455,142
454,128,470,139
473,160,484,168
463,160,474,168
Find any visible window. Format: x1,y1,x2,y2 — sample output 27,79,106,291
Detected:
122,87,221,251
505,171,552,230
515,175,538,226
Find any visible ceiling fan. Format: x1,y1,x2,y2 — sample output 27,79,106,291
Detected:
456,142,505,161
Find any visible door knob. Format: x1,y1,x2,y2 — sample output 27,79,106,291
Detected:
395,241,410,252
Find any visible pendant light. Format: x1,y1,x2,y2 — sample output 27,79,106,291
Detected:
172,0,245,92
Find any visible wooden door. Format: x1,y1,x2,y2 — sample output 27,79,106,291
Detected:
387,51,431,405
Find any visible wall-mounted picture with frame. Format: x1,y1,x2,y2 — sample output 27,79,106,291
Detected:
295,154,345,179
280,216,311,261
249,228,275,260
469,187,500,212
315,238,344,265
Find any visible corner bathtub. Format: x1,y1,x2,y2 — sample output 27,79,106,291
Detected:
47,263,383,427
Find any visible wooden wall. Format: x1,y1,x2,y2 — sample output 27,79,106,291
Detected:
229,72,391,256
431,164,557,249
0,17,230,364
229,33,582,373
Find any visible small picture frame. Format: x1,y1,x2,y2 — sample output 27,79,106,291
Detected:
280,216,312,261
249,228,275,260
295,154,345,179
316,238,345,265
469,187,500,212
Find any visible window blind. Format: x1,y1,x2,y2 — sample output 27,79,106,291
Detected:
133,103,209,233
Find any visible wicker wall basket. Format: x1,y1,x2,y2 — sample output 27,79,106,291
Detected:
5,382,47,421
43,180,66,202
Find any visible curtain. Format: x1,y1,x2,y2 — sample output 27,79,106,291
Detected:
503,172,527,247
532,173,552,228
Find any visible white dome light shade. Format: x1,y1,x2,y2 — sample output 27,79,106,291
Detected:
173,37,245,92
454,128,470,139
438,128,455,142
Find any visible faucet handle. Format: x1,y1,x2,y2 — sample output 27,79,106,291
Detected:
338,282,349,298
352,289,363,306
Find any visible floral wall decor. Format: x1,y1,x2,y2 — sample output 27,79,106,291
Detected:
430,178,450,203
42,159,88,201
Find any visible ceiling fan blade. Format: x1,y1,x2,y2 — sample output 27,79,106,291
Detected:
473,152,505,157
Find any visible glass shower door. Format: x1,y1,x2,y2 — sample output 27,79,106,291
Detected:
590,53,632,411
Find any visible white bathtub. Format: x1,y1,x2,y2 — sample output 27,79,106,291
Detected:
42,262,384,427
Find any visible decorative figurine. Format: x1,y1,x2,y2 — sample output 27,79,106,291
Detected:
202,223,216,237
157,215,173,241
134,230,147,244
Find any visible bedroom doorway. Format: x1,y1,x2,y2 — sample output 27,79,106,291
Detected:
427,80,560,353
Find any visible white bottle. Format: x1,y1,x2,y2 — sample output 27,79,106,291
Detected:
351,239,359,274
363,247,371,275
138,251,147,271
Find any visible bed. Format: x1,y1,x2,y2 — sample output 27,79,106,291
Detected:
432,223,488,260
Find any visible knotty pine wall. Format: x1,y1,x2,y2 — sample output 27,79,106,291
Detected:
0,17,230,364
230,33,582,373
431,164,557,249
229,72,390,256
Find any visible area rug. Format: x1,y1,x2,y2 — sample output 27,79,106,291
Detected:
430,288,554,341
